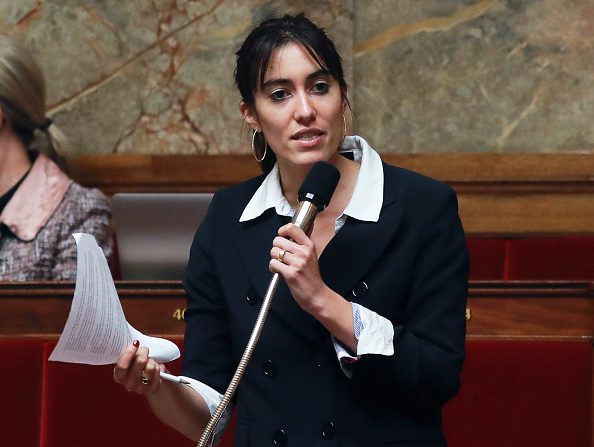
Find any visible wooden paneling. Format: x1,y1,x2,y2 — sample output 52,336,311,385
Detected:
70,154,261,193
1,281,592,340
71,153,594,235
2,280,592,444
458,192,594,235
467,281,594,339
0,281,186,338
381,153,594,183
3,280,590,445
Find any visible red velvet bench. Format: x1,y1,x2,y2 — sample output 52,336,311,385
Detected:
1,338,234,447
3,237,593,445
467,237,594,280
0,339,44,447
2,338,591,447
443,340,592,447
112,236,594,281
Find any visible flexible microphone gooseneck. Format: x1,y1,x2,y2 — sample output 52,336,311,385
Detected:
197,161,340,447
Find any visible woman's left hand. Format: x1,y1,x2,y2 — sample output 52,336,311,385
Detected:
269,223,328,314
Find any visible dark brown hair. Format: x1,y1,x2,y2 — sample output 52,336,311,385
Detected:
234,13,348,173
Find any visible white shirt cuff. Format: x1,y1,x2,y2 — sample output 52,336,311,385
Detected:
332,302,395,377
179,375,230,440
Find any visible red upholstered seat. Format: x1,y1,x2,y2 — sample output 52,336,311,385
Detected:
0,339,44,447
504,237,594,280
110,235,594,281
0,337,591,447
40,339,234,447
443,340,592,447
466,238,506,280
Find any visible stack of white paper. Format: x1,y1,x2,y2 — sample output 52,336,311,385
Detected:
49,233,180,365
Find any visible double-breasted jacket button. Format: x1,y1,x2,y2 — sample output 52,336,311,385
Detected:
351,281,369,299
321,421,335,440
315,351,329,367
246,288,259,305
262,359,276,378
272,428,286,446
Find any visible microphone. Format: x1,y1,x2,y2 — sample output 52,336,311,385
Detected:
197,161,340,447
291,161,341,233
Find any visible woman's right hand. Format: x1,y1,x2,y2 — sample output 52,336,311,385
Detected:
113,339,163,395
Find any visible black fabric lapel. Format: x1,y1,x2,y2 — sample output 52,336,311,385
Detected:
228,165,402,346
320,165,402,298
229,210,322,347
319,209,402,299
229,209,286,298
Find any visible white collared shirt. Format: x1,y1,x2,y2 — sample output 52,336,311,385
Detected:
240,135,383,226
240,135,394,375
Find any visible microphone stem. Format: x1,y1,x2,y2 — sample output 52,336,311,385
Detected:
197,200,319,447
197,272,282,447
292,200,318,231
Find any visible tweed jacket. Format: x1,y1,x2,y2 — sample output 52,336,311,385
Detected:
0,154,112,281
182,162,469,447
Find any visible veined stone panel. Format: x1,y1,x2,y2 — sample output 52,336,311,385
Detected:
1,1,591,156
354,0,594,153
0,0,353,155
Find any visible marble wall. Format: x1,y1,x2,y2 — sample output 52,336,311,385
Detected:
354,0,594,153
1,0,592,156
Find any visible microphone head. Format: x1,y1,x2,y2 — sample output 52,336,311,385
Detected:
298,161,341,211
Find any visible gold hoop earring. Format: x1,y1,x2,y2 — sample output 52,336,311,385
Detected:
341,112,348,143
252,129,267,162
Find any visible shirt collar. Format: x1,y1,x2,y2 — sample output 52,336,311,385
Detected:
239,135,383,223
0,153,72,241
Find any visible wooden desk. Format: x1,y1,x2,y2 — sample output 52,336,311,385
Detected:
1,280,592,340
0,281,186,338
72,153,594,235
1,280,592,445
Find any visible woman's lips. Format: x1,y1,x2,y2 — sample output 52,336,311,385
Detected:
291,130,324,147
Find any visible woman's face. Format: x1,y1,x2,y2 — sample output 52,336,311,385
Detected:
242,43,345,172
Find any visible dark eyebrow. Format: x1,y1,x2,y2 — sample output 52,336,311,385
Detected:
261,69,332,89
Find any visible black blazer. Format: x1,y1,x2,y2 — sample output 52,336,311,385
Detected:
182,163,469,447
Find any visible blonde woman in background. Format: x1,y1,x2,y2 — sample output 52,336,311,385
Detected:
0,36,112,280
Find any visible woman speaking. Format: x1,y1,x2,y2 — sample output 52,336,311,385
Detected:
114,13,469,447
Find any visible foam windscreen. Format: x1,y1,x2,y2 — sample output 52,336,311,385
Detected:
297,161,341,210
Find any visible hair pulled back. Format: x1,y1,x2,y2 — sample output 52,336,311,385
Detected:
0,36,69,170
234,13,348,173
